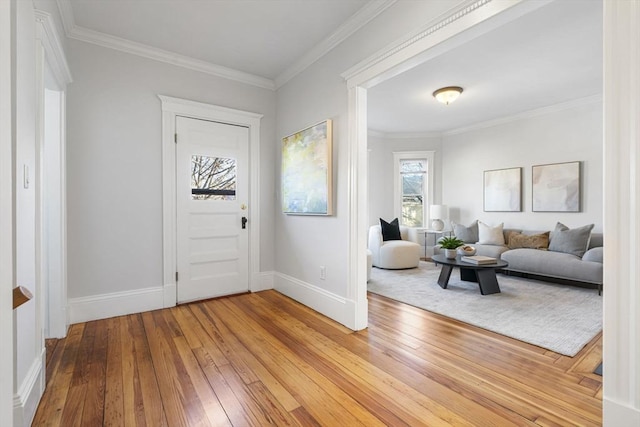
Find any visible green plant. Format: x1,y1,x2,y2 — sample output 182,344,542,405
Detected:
439,236,465,249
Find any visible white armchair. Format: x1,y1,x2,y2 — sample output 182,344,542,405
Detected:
368,225,421,269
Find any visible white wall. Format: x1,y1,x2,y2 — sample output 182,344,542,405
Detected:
368,134,442,227
274,1,457,314
14,1,45,425
65,40,276,301
442,99,603,232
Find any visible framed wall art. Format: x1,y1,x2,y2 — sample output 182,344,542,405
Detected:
483,167,522,212
281,120,333,215
532,161,581,212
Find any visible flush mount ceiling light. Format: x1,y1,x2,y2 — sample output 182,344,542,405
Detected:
433,86,463,105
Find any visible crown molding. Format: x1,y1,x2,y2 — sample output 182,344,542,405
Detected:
55,0,275,90
34,9,73,86
275,0,397,88
368,129,441,139
341,0,493,83
442,94,603,136
55,0,396,91
55,0,75,36
368,94,603,139
67,25,276,90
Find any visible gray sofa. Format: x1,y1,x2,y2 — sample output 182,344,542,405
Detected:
450,223,603,290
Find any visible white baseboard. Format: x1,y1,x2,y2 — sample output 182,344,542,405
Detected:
253,271,275,292
13,348,45,427
604,398,640,426
69,286,165,324
163,283,176,308
274,272,356,329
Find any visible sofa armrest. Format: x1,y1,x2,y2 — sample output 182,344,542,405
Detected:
582,247,603,263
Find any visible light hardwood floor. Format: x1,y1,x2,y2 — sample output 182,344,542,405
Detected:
34,290,602,426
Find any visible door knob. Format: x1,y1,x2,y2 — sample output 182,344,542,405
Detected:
242,216,248,229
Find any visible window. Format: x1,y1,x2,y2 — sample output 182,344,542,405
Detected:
191,155,236,200
393,151,435,227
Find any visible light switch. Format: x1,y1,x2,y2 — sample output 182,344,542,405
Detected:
23,165,29,189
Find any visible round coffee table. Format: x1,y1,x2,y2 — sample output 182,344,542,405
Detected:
431,254,508,295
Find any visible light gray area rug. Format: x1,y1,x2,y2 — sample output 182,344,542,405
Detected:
368,261,602,356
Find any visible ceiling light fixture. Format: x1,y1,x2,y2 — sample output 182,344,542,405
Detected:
433,86,463,105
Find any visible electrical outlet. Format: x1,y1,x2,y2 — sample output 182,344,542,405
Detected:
320,266,326,280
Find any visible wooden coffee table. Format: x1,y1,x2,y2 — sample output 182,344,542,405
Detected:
431,254,508,295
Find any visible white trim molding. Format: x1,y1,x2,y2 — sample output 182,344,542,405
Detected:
274,272,356,329
274,0,397,88
69,287,165,324
342,0,554,89
158,95,263,308
34,10,72,86
344,0,536,333
56,0,396,91
70,26,275,90
0,2,13,424
443,94,603,136
603,0,640,425
13,349,45,427
254,271,275,293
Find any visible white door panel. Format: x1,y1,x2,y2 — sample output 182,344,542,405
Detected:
176,116,249,303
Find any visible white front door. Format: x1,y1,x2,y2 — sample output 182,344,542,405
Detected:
176,116,249,303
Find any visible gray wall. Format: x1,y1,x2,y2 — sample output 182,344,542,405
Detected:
442,100,603,232
66,40,276,299
275,1,457,298
368,134,443,227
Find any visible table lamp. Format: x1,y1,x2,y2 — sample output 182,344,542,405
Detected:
429,205,448,231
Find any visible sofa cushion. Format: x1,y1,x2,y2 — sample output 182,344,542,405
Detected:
549,222,594,257
380,218,401,241
582,247,603,263
477,221,505,245
474,244,511,259
452,221,478,243
507,231,550,250
502,248,603,284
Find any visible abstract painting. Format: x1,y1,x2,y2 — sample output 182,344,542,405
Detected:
484,167,522,212
281,120,332,215
532,161,581,212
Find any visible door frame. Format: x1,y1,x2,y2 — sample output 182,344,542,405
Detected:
0,0,14,423
159,95,263,307
35,9,72,338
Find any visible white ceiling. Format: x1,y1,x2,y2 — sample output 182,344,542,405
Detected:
59,1,603,134
64,0,370,82
368,0,603,135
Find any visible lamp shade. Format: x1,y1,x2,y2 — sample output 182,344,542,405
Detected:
433,86,463,105
429,205,448,219
429,205,448,231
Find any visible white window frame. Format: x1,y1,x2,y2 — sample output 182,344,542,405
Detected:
392,151,435,228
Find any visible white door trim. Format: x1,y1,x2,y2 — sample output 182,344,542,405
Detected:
35,9,71,338
345,0,639,422
343,0,535,330
159,95,263,307
0,0,14,424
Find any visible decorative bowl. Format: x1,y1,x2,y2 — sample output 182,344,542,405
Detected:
457,245,476,256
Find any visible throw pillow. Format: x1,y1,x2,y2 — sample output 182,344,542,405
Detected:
507,231,550,250
548,222,594,257
452,221,478,243
380,218,401,241
477,221,505,245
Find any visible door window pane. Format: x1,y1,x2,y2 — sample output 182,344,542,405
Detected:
191,155,236,200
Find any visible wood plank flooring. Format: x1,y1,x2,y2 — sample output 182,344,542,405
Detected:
34,290,603,426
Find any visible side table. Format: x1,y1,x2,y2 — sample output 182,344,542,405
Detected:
422,229,452,260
